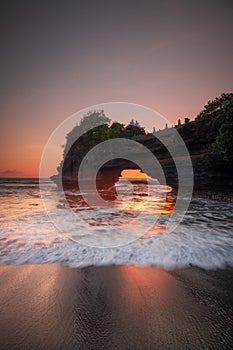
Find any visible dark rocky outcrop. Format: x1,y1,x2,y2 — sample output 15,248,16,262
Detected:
51,124,232,200
51,98,233,201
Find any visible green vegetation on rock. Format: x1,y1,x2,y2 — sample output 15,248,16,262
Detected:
212,97,233,162
194,93,233,163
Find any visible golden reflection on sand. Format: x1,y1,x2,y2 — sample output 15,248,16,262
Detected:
116,265,173,307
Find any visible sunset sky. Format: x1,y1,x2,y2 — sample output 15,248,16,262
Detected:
1,0,233,177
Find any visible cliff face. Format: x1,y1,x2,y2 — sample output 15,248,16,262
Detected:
177,120,232,193
139,120,232,194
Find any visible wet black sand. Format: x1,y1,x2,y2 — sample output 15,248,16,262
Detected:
0,264,233,349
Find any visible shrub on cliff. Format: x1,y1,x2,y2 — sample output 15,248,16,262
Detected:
63,110,111,156
196,93,233,122
126,119,146,137
212,98,233,163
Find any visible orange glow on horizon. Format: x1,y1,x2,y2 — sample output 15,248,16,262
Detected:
120,169,151,179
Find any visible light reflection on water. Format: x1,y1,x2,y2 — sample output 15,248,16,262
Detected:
63,176,175,238
1,178,233,269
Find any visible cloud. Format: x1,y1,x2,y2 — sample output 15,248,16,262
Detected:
0,169,23,176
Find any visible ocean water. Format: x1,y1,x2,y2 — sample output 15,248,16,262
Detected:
0,178,233,269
